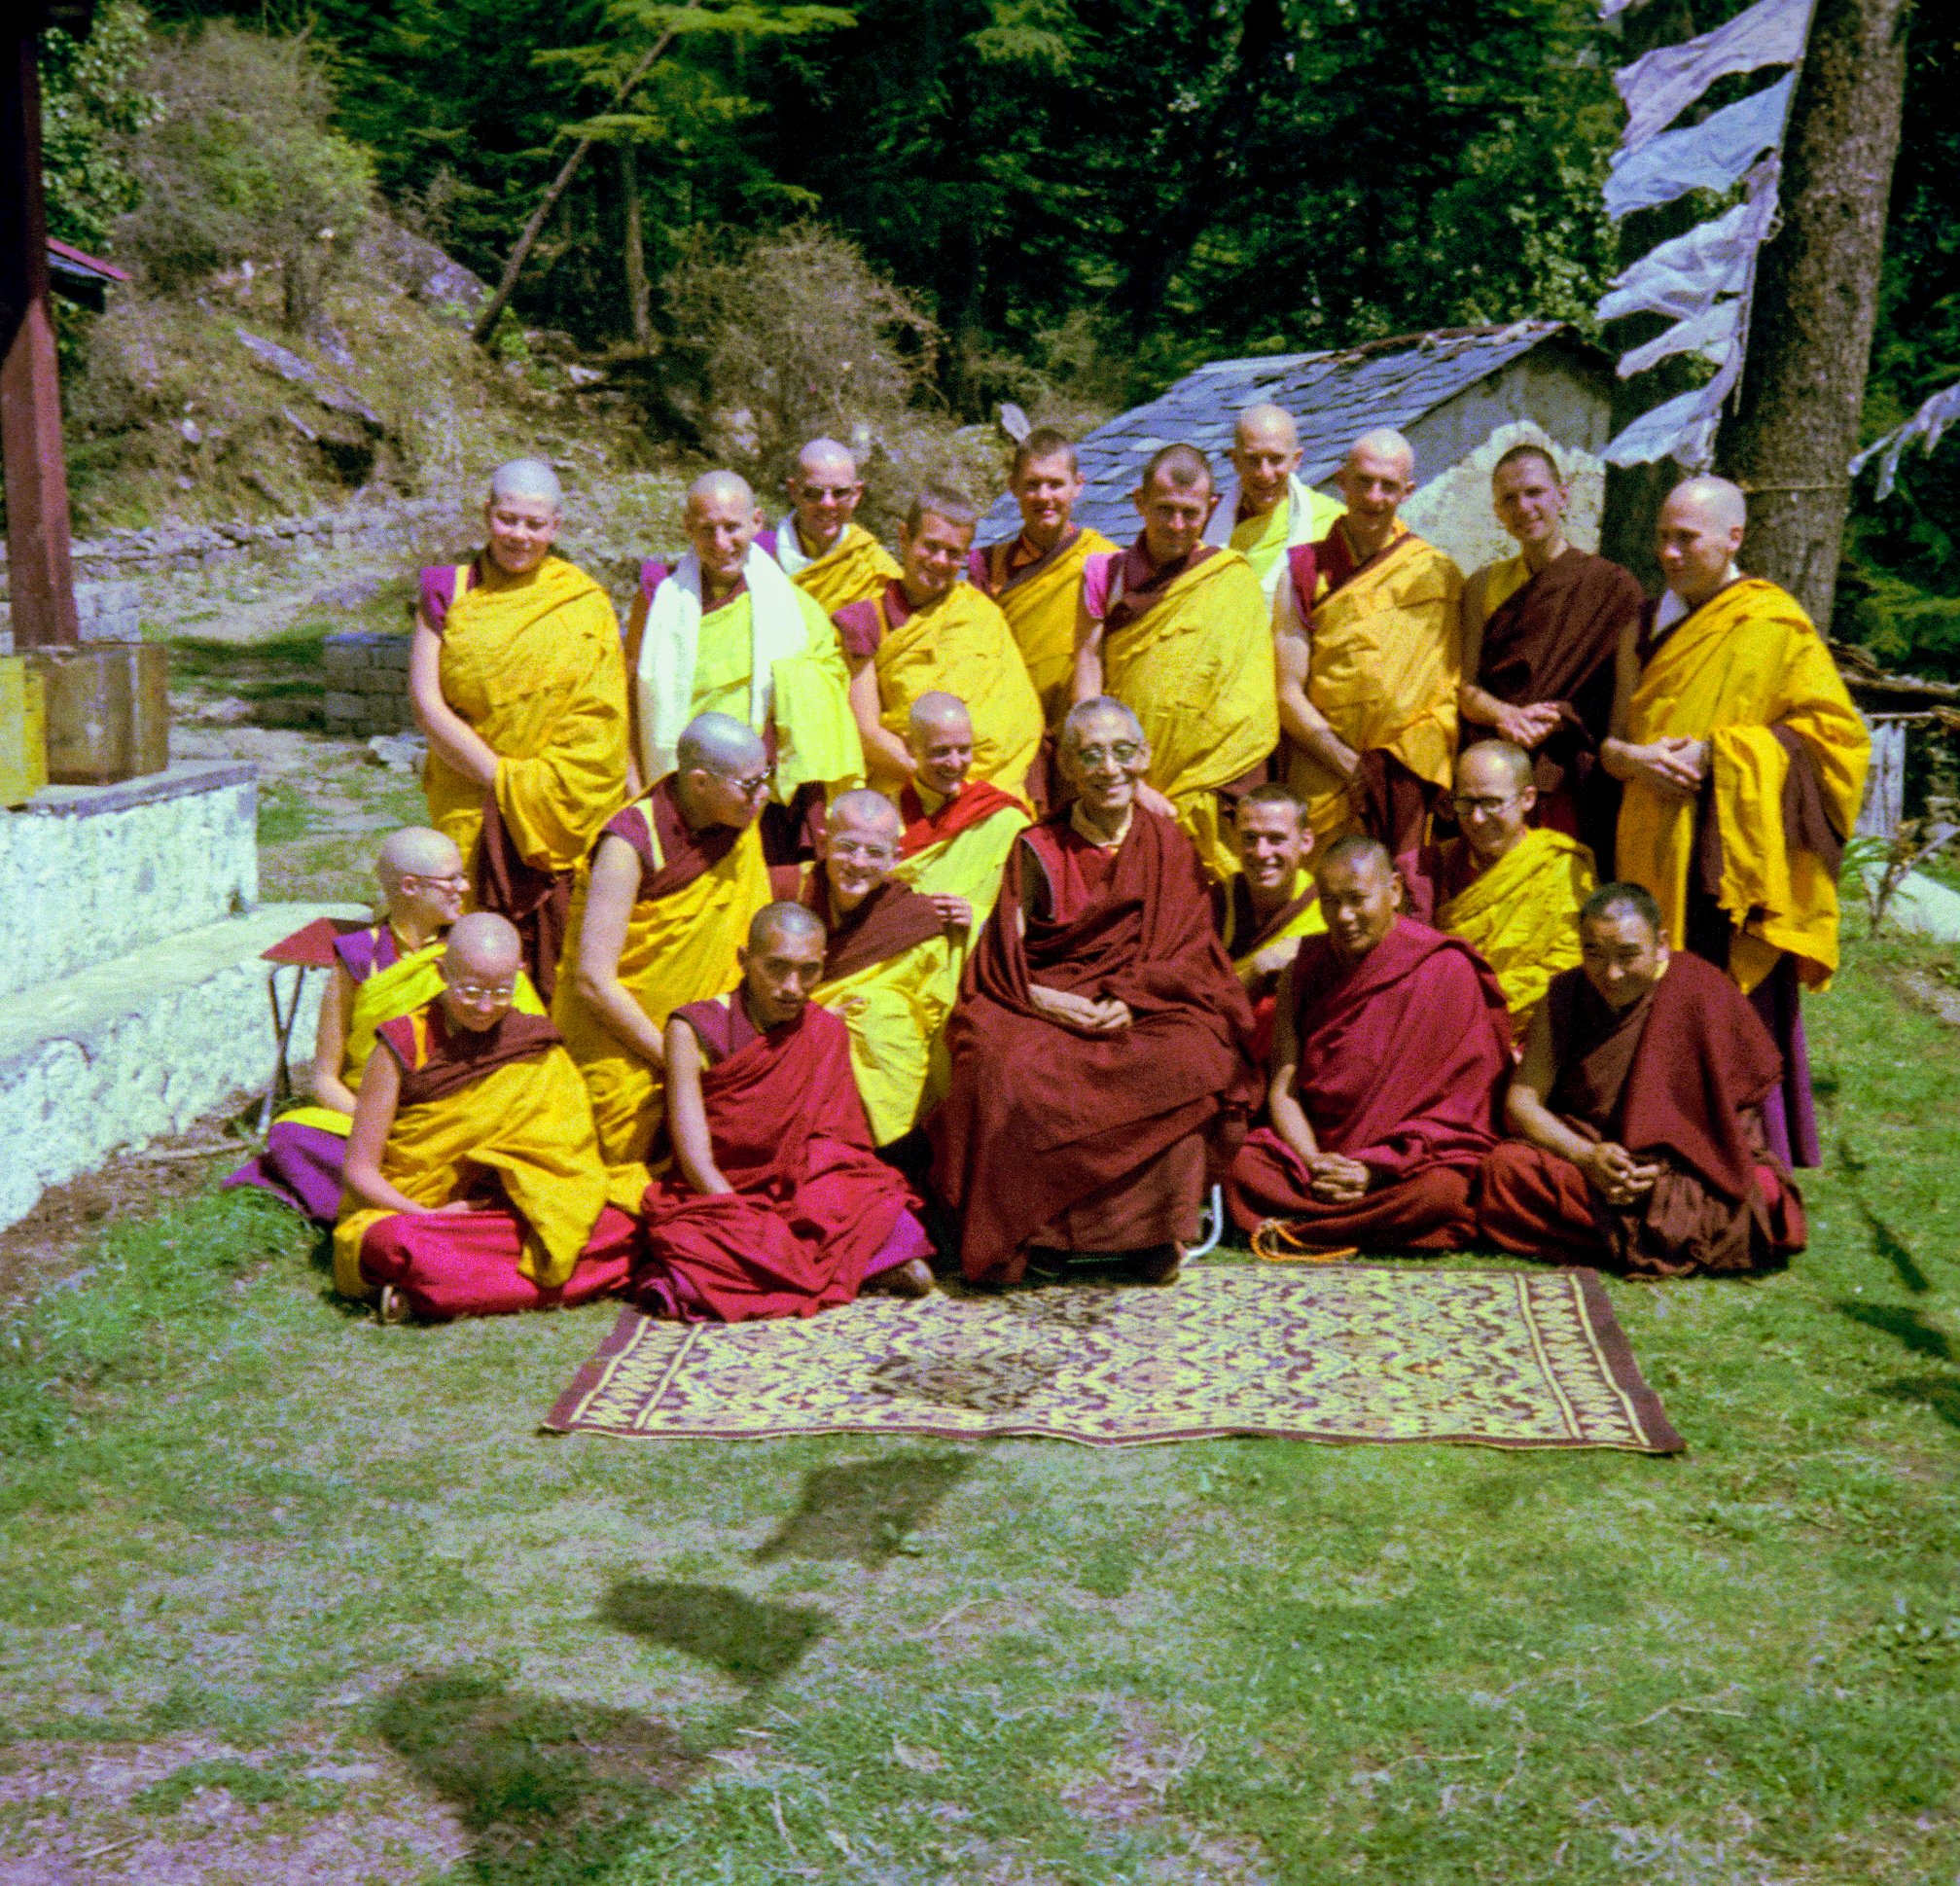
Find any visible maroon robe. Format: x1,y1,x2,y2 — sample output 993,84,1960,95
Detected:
1478,952,1806,1277
792,870,945,981
1212,872,1320,1070
1226,919,1513,1250
930,806,1259,1286
1473,549,1644,860
634,998,926,1323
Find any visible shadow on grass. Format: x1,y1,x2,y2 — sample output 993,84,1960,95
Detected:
1838,1300,1953,1362
1875,1373,1960,1431
1859,1202,1933,1295
754,1451,973,1568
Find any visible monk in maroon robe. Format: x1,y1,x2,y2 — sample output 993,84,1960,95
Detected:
1479,881,1805,1276
1459,444,1645,867
1226,836,1513,1249
931,697,1259,1288
634,902,936,1322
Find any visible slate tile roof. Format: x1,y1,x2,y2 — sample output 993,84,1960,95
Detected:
983,319,1575,544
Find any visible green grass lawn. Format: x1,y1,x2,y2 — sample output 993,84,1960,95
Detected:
2,938,1957,1884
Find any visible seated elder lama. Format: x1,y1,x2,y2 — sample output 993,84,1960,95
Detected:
931,696,1259,1288
336,912,644,1323
634,901,937,1321
1479,881,1806,1276
1225,836,1513,1250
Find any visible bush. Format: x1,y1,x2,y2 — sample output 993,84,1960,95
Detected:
38,0,162,254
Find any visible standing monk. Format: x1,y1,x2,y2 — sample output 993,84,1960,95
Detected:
1601,476,1869,1167
1201,404,1343,603
1214,783,1325,1066
835,488,1044,802
1398,741,1595,1038
891,693,1031,930
1073,445,1279,880
758,438,902,613
1226,837,1513,1251
932,699,1259,1289
970,428,1118,728
410,458,630,999
1273,429,1463,856
628,470,863,863
552,713,775,1179
1479,883,1806,1276
637,902,936,1322
1458,444,1645,867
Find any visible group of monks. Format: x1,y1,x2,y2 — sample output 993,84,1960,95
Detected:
228,405,1871,1322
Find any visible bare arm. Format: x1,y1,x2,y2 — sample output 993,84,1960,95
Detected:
846,658,915,780
662,1016,733,1194
341,1049,432,1216
1274,608,1357,777
1071,598,1105,705
408,617,500,789
309,960,359,1113
571,835,666,1067
1265,966,1320,1166
1505,1004,1659,1200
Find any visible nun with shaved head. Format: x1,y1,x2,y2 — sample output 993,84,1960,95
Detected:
625,466,864,864
409,456,631,1001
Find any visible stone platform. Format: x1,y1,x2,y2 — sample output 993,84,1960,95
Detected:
0,761,366,1233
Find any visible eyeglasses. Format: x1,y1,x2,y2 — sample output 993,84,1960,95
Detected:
1451,793,1519,816
828,838,897,862
405,872,469,890
1073,742,1142,767
446,980,515,1002
723,770,770,797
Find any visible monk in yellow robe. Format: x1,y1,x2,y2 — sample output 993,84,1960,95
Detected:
552,712,776,1179
969,428,1117,727
891,693,1031,930
337,914,644,1323
1072,443,1279,880
836,487,1043,802
776,789,966,1148
1398,741,1595,1038
1213,782,1326,1067
1201,404,1343,603
1602,475,1869,1169
1273,428,1463,856
760,437,902,612
410,458,631,998
627,469,863,863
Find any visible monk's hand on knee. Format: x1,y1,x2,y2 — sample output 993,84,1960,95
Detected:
1584,1142,1650,1206
1306,1153,1371,1202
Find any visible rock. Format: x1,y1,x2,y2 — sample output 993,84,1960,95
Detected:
366,732,426,771
235,327,384,432
309,574,385,608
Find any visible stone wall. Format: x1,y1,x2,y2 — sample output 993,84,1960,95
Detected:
0,763,257,1002
323,630,415,736
0,580,143,656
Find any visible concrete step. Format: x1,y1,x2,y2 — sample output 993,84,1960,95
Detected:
0,900,366,1232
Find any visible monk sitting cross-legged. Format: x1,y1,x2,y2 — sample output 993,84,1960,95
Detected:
1398,740,1596,1040
780,789,968,1150
635,903,937,1322
336,913,645,1324
932,698,1260,1289
758,437,902,613
891,692,1030,931
1225,836,1513,1251
835,487,1044,804
1479,882,1806,1277
1213,782,1325,1067
1074,444,1279,881
552,712,776,1181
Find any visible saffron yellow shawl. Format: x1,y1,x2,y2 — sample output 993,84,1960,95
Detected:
992,526,1117,726
785,522,901,614
1436,827,1595,1022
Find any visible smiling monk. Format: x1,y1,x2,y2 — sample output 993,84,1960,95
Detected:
1201,404,1342,603
758,437,902,612
890,692,1031,930
1214,783,1325,1067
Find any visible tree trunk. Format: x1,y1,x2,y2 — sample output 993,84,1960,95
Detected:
1716,0,1911,632
621,143,652,350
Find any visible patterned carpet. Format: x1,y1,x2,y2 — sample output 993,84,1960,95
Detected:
544,1263,1683,1451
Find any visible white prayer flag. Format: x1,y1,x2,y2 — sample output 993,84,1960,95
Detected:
1615,0,1812,153
1851,380,1960,500
1596,180,1776,325
1616,301,1742,378
1604,355,1743,471
1604,74,1795,221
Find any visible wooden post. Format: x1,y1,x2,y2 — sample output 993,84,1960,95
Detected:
0,26,81,648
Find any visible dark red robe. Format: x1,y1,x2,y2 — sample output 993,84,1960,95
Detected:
897,779,1024,857
1477,951,1806,1276
930,806,1259,1285
1227,919,1513,1249
634,998,926,1322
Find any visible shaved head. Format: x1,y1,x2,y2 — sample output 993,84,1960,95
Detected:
1345,429,1415,478
445,910,521,979
1317,834,1401,963
488,457,562,512
1319,834,1394,883
1235,404,1299,450
1663,474,1748,534
1657,475,1747,607
687,468,756,516
376,826,462,889
908,691,973,741
1060,695,1145,753
826,788,904,842
675,711,766,777
797,438,857,480
1457,739,1535,796
749,900,826,953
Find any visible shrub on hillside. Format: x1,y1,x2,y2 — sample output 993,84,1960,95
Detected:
116,22,372,326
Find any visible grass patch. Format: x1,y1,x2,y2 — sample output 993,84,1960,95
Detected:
0,937,1955,1882
256,780,314,844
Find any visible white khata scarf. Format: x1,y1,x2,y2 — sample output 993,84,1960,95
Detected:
1202,471,1327,602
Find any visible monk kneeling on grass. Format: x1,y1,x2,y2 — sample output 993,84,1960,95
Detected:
1226,836,1512,1251
1478,881,1806,1277
635,903,936,1321
337,913,644,1324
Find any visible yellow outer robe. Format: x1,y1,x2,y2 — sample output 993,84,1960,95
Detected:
864,585,1044,801
891,794,1030,931
424,556,631,878
1435,828,1595,1022
1230,486,1343,591
989,527,1118,726
1616,578,1869,993
783,522,902,614
1219,868,1326,983
333,1035,642,1298
1289,525,1463,847
1098,549,1280,880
